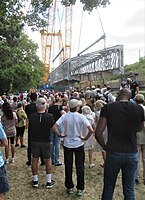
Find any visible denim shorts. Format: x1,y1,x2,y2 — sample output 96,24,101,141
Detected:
0,165,9,193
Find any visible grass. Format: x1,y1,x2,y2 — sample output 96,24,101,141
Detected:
3,133,145,200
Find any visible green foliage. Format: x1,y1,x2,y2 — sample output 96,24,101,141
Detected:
62,0,110,12
24,0,51,30
0,0,24,45
105,58,145,87
79,0,110,12
0,33,44,94
0,1,44,95
11,34,44,92
124,57,145,80
25,0,110,30
61,0,76,6
1,0,110,31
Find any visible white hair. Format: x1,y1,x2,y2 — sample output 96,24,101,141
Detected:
82,106,91,115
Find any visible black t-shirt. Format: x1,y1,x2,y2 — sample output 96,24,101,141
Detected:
25,103,37,119
100,101,144,153
130,81,139,98
28,112,54,143
48,105,63,122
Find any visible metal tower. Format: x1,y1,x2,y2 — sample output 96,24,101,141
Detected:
41,0,72,83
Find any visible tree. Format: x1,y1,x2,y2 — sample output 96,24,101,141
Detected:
10,34,44,92
25,0,110,29
62,0,110,11
0,33,44,94
24,0,51,30
0,1,44,94
0,1,24,42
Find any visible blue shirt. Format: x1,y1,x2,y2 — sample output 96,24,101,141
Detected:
0,123,7,167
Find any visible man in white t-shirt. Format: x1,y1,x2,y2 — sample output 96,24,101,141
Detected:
52,99,94,196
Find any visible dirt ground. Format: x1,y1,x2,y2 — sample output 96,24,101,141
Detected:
3,133,145,200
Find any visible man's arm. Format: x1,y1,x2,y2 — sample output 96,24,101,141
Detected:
0,124,8,147
95,117,107,148
0,138,8,147
51,123,66,138
60,110,66,115
137,122,144,132
80,125,94,141
52,123,60,136
136,85,139,94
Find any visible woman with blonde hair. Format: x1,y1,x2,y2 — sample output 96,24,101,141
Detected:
78,98,86,113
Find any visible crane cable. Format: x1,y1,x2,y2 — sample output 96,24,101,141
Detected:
57,6,62,30
77,9,84,53
52,5,56,67
97,8,105,35
77,7,106,55
57,5,64,48
96,8,106,48
52,5,64,64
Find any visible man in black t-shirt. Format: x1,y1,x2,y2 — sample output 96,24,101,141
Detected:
25,93,37,119
29,97,55,188
25,92,38,166
95,88,144,200
130,79,139,99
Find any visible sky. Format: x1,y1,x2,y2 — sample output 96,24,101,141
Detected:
28,0,145,67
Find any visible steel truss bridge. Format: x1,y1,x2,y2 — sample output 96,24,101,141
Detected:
49,45,124,87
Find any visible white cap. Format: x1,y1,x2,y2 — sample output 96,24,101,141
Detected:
69,99,82,109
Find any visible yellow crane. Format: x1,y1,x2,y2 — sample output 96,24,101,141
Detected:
41,0,72,83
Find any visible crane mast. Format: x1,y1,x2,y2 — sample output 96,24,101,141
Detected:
65,4,72,59
41,0,72,84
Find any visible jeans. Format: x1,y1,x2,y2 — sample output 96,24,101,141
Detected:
63,145,85,190
50,126,62,164
102,152,138,200
0,165,9,193
136,144,145,181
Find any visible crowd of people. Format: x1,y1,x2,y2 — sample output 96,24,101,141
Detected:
0,79,145,199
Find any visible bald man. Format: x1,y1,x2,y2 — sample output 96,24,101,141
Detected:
95,88,144,200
